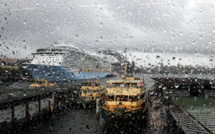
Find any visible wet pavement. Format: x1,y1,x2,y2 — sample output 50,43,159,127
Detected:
149,104,168,134
24,108,104,134
23,107,150,134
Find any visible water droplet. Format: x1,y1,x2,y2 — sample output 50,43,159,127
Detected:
75,34,79,39
86,125,90,130
24,20,27,25
164,95,169,99
36,3,40,7
175,83,179,88
100,22,103,27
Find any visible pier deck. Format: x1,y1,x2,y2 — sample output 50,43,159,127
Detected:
187,108,215,134
170,103,211,134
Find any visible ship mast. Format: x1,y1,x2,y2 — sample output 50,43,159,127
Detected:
122,48,127,78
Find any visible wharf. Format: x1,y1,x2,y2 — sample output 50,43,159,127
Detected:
0,82,80,102
170,102,210,134
147,95,210,134
0,82,80,134
148,99,169,133
187,108,215,134
150,76,215,134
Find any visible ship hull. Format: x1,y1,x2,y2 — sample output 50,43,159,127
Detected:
100,107,148,124
27,64,111,81
100,107,148,134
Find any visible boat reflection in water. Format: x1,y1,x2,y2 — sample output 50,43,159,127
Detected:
100,76,148,131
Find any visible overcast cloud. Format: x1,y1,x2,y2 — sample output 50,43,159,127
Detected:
0,0,215,59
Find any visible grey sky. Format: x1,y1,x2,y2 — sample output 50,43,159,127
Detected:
0,0,215,58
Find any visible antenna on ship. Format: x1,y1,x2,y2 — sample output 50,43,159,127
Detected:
124,47,127,60
122,48,127,78
131,60,135,77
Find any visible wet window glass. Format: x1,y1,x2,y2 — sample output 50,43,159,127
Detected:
107,95,114,101
1,0,215,133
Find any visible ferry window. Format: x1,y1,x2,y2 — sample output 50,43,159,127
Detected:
124,83,131,87
129,96,138,102
120,83,125,87
107,83,112,88
88,90,93,93
137,83,140,87
129,96,134,102
107,95,114,101
116,95,128,101
112,83,118,87
140,93,145,99
82,90,87,94
134,96,138,101
95,82,100,86
88,82,92,86
132,83,137,87
37,81,44,85
81,82,88,86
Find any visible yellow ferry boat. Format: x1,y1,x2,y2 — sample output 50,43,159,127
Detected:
29,78,56,89
100,76,148,122
79,80,104,108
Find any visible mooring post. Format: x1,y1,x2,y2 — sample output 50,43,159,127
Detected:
190,85,194,97
38,96,41,112
177,121,180,134
11,102,15,122
26,100,29,119
96,98,100,119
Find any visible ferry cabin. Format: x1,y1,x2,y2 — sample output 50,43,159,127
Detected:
79,80,104,107
102,78,147,113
